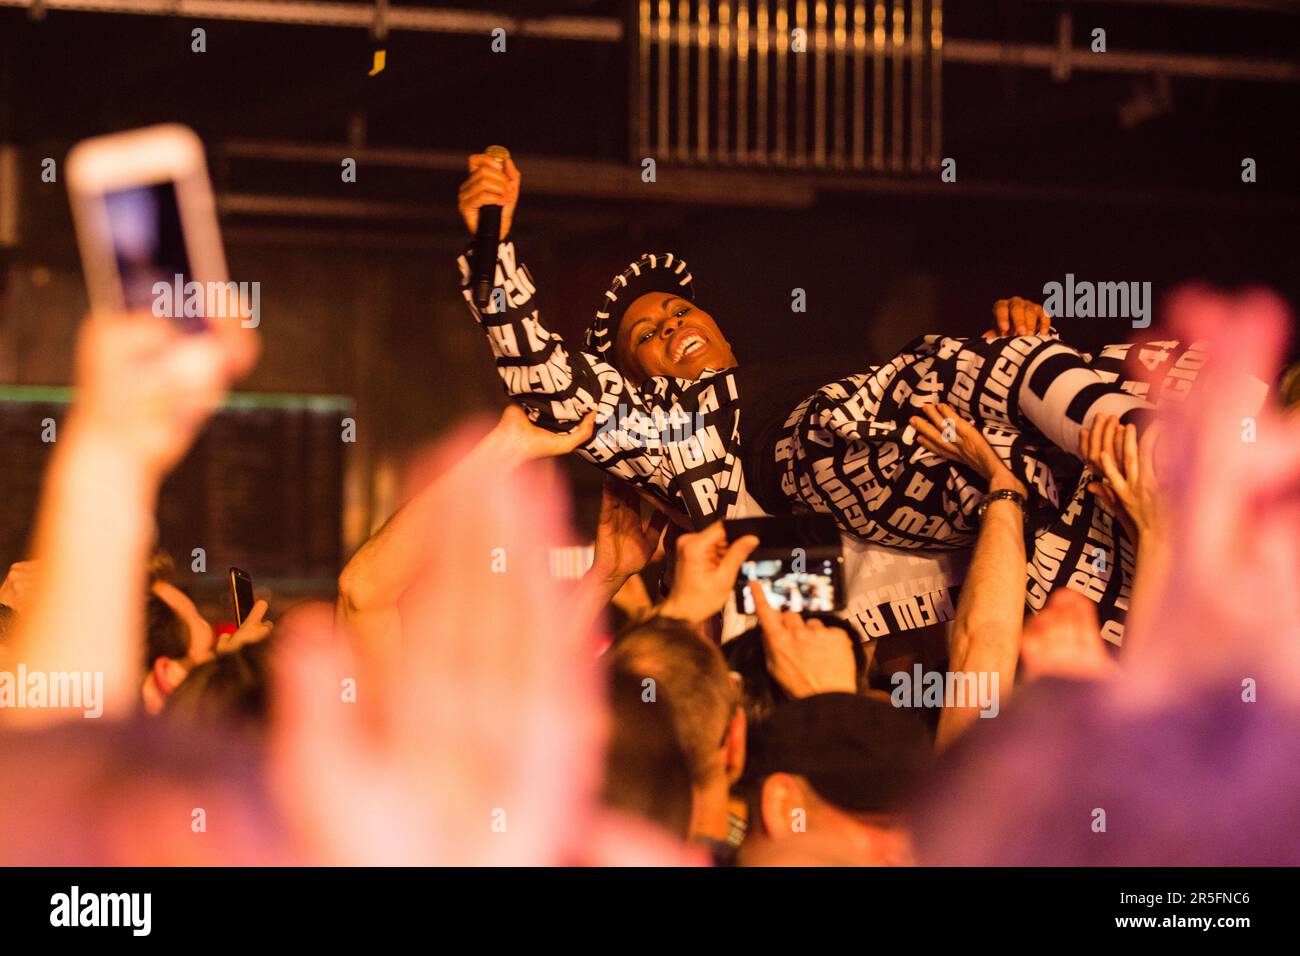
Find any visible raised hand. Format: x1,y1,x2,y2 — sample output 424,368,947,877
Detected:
1020,589,1118,683
457,151,521,239
749,582,857,698
485,403,596,466
589,478,669,589
910,402,1025,494
1081,415,1163,541
658,521,759,626
1119,287,1300,705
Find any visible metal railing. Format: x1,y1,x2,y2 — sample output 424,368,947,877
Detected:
633,1,943,172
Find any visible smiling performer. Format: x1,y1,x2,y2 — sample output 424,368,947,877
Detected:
455,152,1205,642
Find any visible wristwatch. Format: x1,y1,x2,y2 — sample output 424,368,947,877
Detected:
978,488,1027,521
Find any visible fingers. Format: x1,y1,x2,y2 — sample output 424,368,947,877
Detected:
680,520,727,559
560,410,597,450
458,179,508,209
992,299,1011,337
646,508,671,539
1138,423,1161,488
245,599,269,626
909,415,947,459
596,479,619,525
716,534,760,582
917,401,959,435
911,402,969,461
1122,422,1140,485
1027,301,1051,335
1088,480,1137,540
990,297,1049,337
1083,414,1109,470
1009,297,1027,335
468,152,521,179
750,580,782,635
1087,480,1114,507
915,403,967,463
780,610,805,633
1098,440,1131,500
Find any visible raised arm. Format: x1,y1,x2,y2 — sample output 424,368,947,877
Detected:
337,404,595,650
455,152,625,426
7,306,257,726
454,151,684,508
909,403,1028,750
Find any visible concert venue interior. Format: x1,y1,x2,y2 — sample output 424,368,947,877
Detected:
0,0,1297,914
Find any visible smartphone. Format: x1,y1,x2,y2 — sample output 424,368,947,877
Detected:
66,124,227,331
229,567,255,627
725,514,845,615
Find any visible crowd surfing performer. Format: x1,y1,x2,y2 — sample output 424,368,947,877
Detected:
455,152,1204,642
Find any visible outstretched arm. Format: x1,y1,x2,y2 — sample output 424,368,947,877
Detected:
337,404,595,649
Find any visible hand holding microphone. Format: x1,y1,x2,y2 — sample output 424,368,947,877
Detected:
457,146,521,308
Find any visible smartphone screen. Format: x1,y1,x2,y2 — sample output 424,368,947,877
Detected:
724,514,845,614
737,556,842,614
229,568,255,626
103,182,203,330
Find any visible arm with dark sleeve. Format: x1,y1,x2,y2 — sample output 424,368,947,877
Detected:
455,239,680,503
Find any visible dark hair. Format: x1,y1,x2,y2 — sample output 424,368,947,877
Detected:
723,616,868,726
601,669,693,839
610,616,736,785
147,549,176,586
144,594,189,669
164,640,273,733
0,604,15,643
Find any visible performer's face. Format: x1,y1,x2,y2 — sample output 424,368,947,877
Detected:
615,292,738,384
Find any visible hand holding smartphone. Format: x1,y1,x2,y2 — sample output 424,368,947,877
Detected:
724,514,846,615
229,567,255,627
66,124,228,331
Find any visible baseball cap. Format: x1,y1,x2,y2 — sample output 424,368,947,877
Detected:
741,692,933,814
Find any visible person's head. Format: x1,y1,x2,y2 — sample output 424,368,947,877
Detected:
739,693,932,866
610,617,745,841
142,581,216,714
164,639,274,734
587,252,738,386
614,293,737,386
601,669,694,839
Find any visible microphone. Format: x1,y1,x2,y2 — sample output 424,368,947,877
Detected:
471,145,511,310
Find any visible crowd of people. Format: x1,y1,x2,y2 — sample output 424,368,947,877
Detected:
0,161,1298,867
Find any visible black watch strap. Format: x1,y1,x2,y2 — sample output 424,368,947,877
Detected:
978,488,1027,520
